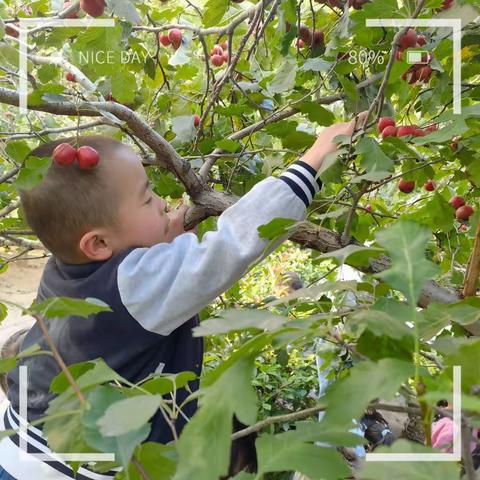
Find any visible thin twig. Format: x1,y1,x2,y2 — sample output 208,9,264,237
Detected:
231,405,326,440
31,312,86,405
131,456,152,480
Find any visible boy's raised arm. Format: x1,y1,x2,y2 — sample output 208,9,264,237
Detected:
117,112,367,336
299,110,368,172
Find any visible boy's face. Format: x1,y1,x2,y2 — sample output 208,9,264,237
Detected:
112,148,172,249
78,147,181,262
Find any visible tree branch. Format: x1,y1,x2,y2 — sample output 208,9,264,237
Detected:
132,0,274,38
231,404,326,440
463,220,480,298
30,312,86,405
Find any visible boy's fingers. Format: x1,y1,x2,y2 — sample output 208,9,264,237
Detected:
354,110,369,124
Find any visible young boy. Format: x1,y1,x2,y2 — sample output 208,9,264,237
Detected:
0,112,367,480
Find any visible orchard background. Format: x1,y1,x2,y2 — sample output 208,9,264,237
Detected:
0,0,480,478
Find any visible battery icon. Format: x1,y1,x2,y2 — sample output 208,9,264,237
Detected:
406,50,430,64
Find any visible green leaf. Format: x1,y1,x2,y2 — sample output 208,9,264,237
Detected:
434,337,480,393
168,42,191,67
214,104,249,116
265,120,298,138
412,119,469,145
111,68,137,104
263,281,357,307
257,217,300,241
295,103,335,125
337,75,358,102
322,359,413,429
97,394,162,437
203,0,229,27
317,244,383,264
404,192,453,233
106,0,141,23
359,440,460,479
375,220,439,305
0,357,17,374
441,297,480,326
350,171,393,183
116,442,176,480
318,151,344,184
83,386,150,467
288,421,366,447
28,296,111,319
267,57,297,94
0,303,7,323
356,330,414,361
6,141,31,162
49,359,122,399
418,303,454,340
140,371,197,395
175,356,257,480
282,131,316,150
43,398,93,454
256,433,350,479
300,58,334,72
37,64,59,83
28,85,65,106
348,300,414,340
356,137,394,173
193,309,287,336
50,361,96,394
171,115,196,145
215,139,241,153
15,155,51,191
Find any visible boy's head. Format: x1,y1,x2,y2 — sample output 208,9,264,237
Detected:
20,135,172,264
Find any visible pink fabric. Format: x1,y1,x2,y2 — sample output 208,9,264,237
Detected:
431,417,477,453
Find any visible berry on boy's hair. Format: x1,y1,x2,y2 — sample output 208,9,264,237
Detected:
20,135,127,263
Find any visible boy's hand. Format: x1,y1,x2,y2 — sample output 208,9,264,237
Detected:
164,204,188,243
301,110,369,171
164,203,198,243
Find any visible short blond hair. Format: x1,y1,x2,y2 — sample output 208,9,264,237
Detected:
20,135,127,262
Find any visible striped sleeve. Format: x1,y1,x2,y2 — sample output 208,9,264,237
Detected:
279,160,323,207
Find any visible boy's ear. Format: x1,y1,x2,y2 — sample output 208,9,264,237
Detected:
79,230,113,261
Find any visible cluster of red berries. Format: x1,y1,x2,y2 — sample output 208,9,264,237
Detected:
286,22,324,50
397,178,436,194
63,0,105,18
210,42,229,67
52,143,99,169
437,0,454,11
449,196,474,221
395,29,433,85
298,24,324,50
397,182,475,221
159,29,183,50
377,117,438,140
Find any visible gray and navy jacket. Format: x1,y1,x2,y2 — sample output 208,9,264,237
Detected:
0,161,322,480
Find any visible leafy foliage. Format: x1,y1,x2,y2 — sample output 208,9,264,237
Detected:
0,0,480,478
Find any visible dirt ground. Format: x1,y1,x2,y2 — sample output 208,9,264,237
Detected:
0,249,48,402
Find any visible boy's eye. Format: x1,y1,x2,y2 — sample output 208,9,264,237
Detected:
145,197,153,204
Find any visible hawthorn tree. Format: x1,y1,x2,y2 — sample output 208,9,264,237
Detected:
0,0,480,479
